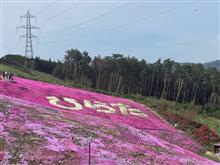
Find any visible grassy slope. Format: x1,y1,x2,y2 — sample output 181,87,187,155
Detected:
126,95,220,136
1,63,220,162
0,63,92,90
0,64,64,84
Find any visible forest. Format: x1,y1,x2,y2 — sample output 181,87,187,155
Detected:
1,49,220,106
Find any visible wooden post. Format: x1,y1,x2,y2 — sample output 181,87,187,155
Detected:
88,137,92,165
89,141,91,165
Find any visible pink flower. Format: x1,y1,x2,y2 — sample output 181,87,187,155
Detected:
0,152,5,161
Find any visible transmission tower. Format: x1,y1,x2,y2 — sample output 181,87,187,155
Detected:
17,10,40,60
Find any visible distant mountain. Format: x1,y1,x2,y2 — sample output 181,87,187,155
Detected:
203,60,220,70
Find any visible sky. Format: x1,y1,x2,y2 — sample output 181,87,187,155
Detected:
0,0,219,63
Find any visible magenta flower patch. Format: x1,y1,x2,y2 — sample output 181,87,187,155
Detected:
0,77,218,164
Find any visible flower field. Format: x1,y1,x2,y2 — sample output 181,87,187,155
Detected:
0,77,219,164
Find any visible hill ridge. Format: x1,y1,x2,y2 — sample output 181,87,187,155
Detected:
204,60,220,70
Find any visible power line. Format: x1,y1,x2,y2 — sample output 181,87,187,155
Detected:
40,1,200,45
98,1,200,34
41,0,137,38
34,0,58,15
4,0,136,51
40,0,85,24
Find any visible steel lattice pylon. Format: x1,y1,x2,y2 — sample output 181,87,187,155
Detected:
17,10,40,59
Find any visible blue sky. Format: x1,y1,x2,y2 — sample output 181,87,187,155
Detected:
1,0,219,63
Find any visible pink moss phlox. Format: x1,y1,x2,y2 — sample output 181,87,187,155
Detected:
0,77,219,164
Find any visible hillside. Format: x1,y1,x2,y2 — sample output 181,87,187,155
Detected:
0,77,219,164
204,60,220,70
0,63,65,85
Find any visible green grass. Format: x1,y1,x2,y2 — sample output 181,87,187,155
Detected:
0,137,5,150
196,116,220,135
123,94,220,136
0,63,94,91
0,64,64,84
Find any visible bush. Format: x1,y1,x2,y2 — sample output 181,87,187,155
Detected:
159,112,220,149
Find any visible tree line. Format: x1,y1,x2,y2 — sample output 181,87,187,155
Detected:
1,49,220,106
